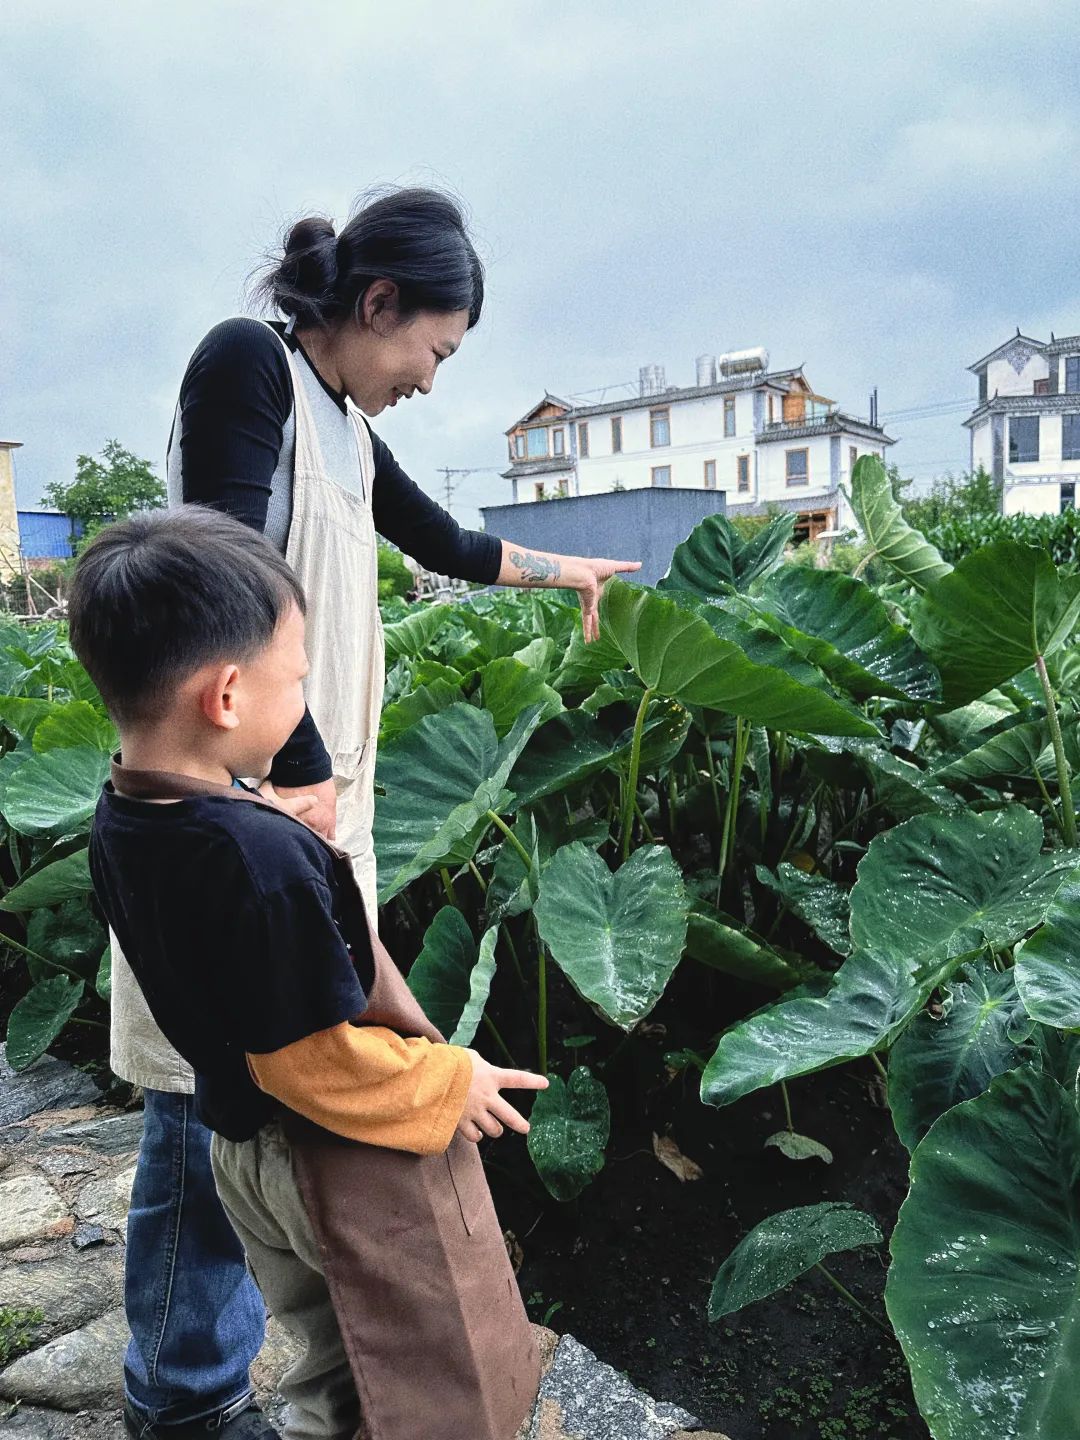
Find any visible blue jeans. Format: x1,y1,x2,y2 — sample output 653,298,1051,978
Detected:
124,1090,266,1425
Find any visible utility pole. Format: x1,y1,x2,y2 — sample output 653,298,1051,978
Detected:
436,466,504,518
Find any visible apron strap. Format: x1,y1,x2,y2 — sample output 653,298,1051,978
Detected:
257,319,328,479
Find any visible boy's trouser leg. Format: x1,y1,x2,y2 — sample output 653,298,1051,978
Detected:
125,1090,266,1424
210,1122,363,1440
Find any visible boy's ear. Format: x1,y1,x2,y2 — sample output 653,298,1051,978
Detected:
199,663,242,732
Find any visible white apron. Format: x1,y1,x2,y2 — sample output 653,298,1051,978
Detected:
110,328,384,1091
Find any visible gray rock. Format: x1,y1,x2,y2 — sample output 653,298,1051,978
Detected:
42,1114,143,1158
0,1049,100,1130
0,1247,123,1341
71,1225,110,1251
0,1176,71,1252
0,1307,127,1410
525,1334,702,1440
74,1163,136,1232
0,1407,126,1438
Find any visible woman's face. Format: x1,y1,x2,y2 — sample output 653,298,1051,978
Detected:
335,287,470,417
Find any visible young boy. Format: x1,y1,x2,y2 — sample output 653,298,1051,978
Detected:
73,507,545,1440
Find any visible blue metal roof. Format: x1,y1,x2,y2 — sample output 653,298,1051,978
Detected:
18,511,83,560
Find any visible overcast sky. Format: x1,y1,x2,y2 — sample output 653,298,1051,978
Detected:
3,0,1079,530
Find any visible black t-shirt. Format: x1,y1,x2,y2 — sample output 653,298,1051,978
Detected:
90,784,372,1140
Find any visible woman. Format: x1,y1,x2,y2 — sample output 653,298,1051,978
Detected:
114,187,638,1440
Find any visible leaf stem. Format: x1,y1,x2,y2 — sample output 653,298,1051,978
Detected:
467,860,488,894
1036,654,1077,847
0,931,83,982
780,1079,794,1132
482,1013,517,1068
537,942,549,1075
439,867,460,908
1035,768,1065,840
870,1052,888,1082
486,811,534,872
813,1263,891,1335
620,687,655,862
717,718,750,894
702,723,723,828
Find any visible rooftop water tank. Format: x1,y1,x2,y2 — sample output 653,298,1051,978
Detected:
718,347,769,377
696,354,717,387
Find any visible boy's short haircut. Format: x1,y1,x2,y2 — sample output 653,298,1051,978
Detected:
69,506,307,725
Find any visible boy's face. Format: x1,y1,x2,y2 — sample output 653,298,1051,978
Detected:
227,602,310,776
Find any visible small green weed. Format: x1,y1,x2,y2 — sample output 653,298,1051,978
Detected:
0,1307,44,1366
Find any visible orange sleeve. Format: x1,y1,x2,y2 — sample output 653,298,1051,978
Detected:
246,1023,472,1156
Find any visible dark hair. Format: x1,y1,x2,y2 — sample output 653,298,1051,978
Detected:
68,507,306,726
255,186,484,331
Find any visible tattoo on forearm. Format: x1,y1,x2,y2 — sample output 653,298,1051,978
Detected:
510,549,562,584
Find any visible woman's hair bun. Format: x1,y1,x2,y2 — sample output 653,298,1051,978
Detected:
253,186,484,332
265,216,339,325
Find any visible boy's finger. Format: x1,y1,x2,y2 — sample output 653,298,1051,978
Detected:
495,1069,549,1091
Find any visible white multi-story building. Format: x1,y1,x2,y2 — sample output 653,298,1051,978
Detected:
501,350,893,542
964,331,1080,516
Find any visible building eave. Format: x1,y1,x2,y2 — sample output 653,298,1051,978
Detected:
1044,334,1080,356
566,367,804,421
504,392,574,435
501,457,577,481
757,415,895,446
963,393,1080,428
968,334,1046,373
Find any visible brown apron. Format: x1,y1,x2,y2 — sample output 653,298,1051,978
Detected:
110,761,540,1440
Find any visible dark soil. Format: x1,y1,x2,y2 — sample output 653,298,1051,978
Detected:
482,952,932,1440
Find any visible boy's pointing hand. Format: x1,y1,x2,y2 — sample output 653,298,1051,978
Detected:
457,1051,549,1144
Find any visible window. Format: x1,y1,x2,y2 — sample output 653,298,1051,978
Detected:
552,428,565,456
737,455,750,492
556,478,569,498
651,466,672,487
768,394,775,424
513,433,525,459
611,417,623,453
1067,357,1080,394
704,459,716,490
1061,482,1075,514
650,408,670,447
849,446,858,473
534,482,545,501
1034,378,1050,396
1008,415,1040,463
1063,414,1080,461
577,422,590,458
724,397,736,437
978,371,988,404
526,427,548,459
785,448,809,486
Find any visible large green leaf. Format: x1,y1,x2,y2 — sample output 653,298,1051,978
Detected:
685,911,806,990
849,806,1073,981
0,847,92,911
932,709,1068,787
527,1066,610,1201
849,453,952,592
912,542,1080,707
599,579,877,736
0,696,56,742
658,512,794,598
744,567,941,702
32,701,116,754
709,1202,882,1321
5,975,85,1070
25,901,107,982
1016,864,1080,1029
459,610,531,661
805,737,962,819
755,862,852,956
887,1068,1080,1439
373,703,543,902
479,657,562,739
382,604,450,662
553,622,628,695
406,909,497,1046
2,747,111,836
701,947,926,1109
887,961,1030,1151
379,678,464,743
534,843,688,1030
508,702,690,809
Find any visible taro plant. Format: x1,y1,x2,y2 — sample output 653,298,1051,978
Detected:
0,622,116,1071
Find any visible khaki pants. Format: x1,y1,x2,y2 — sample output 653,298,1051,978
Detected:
210,1123,363,1440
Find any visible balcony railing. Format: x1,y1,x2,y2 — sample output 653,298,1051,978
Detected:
762,405,839,433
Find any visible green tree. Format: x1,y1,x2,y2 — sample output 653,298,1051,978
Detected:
901,465,1001,531
42,439,165,548
378,542,414,602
